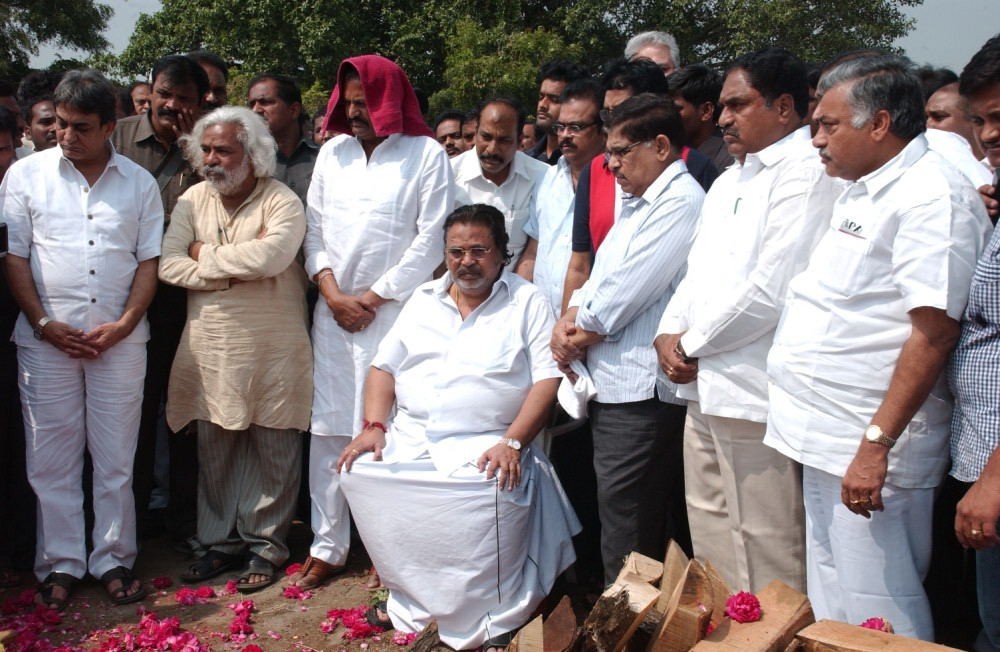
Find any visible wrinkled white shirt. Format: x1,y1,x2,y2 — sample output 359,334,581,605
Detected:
765,135,990,487
452,149,549,264
926,128,992,188
304,133,453,299
304,133,454,437
657,127,841,421
2,146,163,347
524,157,575,316
570,159,703,404
373,271,561,474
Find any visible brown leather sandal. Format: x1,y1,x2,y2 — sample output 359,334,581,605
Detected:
285,556,345,590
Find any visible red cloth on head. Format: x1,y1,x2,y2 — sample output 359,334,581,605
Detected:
322,55,432,139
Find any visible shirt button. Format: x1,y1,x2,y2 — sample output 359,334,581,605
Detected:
90,298,96,303
83,187,89,193
87,214,93,220
88,240,94,245
89,269,96,275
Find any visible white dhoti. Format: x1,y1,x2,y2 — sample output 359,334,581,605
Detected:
341,446,580,649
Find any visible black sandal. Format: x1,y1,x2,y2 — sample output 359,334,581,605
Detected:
483,629,518,652
100,566,148,606
236,554,277,592
180,550,243,583
36,571,77,612
366,599,393,630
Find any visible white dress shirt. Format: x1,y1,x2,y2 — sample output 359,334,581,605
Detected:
2,145,163,347
372,271,561,474
304,133,454,437
657,127,842,421
765,135,990,488
569,159,704,404
452,149,549,263
925,128,992,188
524,157,576,316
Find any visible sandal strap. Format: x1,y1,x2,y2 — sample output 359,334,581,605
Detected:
42,571,78,589
99,566,132,585
246,555,275,575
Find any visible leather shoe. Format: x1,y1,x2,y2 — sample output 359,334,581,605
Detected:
285,556,345,590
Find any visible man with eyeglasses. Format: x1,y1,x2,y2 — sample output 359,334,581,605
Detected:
525,61,589,165
654,48,840,594
562,58,718,317
550,94,702,584
517,78,606,316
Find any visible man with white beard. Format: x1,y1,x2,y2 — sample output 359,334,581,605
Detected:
158,106,312,592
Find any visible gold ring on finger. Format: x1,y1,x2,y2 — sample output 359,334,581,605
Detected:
971,529,982,536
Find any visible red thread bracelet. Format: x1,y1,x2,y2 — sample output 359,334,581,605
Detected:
363,420,387,433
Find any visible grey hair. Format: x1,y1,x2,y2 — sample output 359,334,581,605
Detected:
181,106,277,177
625,31,681,69
818,54,926,140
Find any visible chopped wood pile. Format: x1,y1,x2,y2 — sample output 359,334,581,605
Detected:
504,542,962,652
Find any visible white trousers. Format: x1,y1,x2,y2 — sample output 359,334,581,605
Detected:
307,433,351,566
803,465,934,640
18,342,145,581
684,401,805,592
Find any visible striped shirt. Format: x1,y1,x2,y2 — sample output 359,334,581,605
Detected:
569,159,704,404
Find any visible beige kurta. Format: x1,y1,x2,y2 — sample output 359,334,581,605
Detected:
159,176,312,432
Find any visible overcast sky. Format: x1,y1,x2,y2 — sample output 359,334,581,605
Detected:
29,0,1000,75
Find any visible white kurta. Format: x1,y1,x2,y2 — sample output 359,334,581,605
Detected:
340,272,580,648
303,133,454,437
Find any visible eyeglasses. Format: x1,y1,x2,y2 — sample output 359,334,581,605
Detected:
554,120,600,135
604,140,653,164
446,246,493,260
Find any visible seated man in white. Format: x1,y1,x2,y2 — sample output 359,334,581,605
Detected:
338,204,580,650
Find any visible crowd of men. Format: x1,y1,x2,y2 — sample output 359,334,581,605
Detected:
0,27,999,651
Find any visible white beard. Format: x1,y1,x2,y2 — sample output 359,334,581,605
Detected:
203,156,252,196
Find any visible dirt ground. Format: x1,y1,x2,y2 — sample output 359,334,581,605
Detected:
0,521,434,652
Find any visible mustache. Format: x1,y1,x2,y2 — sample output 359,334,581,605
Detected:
721,126,739,138
350,118,370,129
157,107,177,119
479,154,504,164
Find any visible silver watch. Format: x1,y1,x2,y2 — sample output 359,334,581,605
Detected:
33,316,51,341
503,438,522,452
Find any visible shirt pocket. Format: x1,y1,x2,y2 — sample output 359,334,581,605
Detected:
814,230,874,296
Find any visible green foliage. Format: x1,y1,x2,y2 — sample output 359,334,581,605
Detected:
106,0,922,114
633,0,920,67
429,18,584,114
0,0,112,78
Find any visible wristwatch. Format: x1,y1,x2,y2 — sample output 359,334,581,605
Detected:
503,438,522,452
33,316,51,341
864,424,896,449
